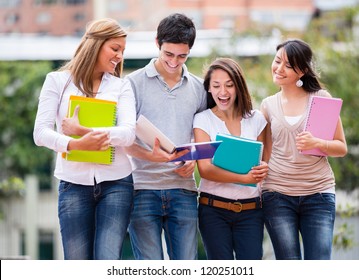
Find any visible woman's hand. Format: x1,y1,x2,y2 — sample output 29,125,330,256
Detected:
68,131,110,151
62,105,91,136
250,161,268,182
296,131,318,151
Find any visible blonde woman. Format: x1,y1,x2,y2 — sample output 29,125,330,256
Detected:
33,18,136,260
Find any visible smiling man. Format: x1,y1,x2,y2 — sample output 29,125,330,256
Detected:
125,13,207,260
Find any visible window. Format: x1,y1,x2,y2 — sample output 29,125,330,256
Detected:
21,230,55,260
5,13,19,25
36,12,52,24
34,0,58,5
73,12,85,22
108,0,127,11
65,0,86,5
39,231,54,260
0,0,21,8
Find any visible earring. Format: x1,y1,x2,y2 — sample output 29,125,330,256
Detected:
296,79,303,87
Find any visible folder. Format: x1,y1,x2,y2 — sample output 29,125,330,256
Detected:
135,114,222,162
212,133,263,187
301,95,343,156
62,95,117,164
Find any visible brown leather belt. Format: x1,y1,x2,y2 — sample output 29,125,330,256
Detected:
199,197,258,213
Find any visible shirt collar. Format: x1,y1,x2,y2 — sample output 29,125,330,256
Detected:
145,58,190,80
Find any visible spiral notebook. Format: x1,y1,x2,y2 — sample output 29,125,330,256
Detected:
212,133,263,187
62,95,117,164
301,95,343,156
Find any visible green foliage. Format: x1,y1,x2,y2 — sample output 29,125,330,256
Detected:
0,176,24,197
0,61,54,188
0,176,25,220
303,7,359,191
333,204,357,250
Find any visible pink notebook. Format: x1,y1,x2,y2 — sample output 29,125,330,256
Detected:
301,95,343,156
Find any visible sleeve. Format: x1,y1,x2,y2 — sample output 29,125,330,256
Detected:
33,72,73,153
94,78,136,147
253,110,268,136
193,110,211,136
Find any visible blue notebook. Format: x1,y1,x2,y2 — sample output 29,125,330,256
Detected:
212,133,263,187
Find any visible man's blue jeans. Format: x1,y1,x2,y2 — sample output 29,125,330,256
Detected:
58,175,134,260
128,189,198,260
262,191,336,260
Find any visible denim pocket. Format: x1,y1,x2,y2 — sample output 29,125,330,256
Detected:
58,180,72,193
261,191,277,202
319,193,336,205
180,189,198,197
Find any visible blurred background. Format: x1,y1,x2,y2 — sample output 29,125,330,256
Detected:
0,0,358,260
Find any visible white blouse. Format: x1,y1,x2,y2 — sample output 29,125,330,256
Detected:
193,109,267,200
33,71,136,185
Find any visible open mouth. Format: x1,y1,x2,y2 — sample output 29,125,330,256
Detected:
218,96,230,104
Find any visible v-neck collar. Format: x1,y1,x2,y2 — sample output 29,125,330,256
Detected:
276,92,308,131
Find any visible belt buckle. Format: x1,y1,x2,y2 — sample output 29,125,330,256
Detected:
232,202,242,213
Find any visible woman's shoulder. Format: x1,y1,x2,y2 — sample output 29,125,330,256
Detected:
46,70,70,80
262,92,280,104
313,89,332,98
105,73,131,87
194,108,212,121
245,109,266,123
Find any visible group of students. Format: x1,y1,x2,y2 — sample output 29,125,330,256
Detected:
33,13,347,260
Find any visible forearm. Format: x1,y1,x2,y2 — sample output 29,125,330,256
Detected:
198,162,255,185
319,139,347,157
125,142,154,161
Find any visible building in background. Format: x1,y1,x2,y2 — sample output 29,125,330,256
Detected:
0,0,316,36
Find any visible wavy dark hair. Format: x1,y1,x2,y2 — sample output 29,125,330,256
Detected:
277,39,323,93
203,58,253,118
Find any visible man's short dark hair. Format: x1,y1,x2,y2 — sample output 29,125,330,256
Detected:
156,13,196,49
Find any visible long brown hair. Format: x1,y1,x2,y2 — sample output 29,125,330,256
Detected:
203,57,253,118
59,18,127,97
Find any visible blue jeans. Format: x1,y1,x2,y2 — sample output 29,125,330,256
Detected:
262,191,336,260
199,193,263,260
58,175,134,260
128,189,198,260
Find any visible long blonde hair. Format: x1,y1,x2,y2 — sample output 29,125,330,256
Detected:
59,18,127,97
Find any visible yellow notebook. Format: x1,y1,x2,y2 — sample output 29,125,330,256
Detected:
62,95,117,164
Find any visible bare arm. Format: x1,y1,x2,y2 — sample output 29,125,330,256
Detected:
260,101,272,163
194,128,267,184
296,117,347,157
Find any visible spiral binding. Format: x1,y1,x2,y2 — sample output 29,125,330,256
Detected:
109,106,117,163
303,96,315,131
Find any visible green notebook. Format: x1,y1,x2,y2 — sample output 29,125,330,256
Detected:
212,133,263,187
63,95,117,164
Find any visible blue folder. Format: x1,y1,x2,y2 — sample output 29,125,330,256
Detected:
212,133,263,187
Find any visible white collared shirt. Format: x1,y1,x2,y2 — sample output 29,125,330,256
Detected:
34,71,136,185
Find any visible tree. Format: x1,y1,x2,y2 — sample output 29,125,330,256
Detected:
0,61,54,189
